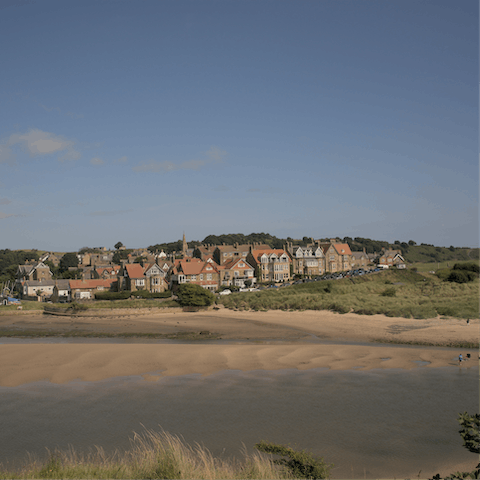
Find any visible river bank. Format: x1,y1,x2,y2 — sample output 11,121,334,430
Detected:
0,308,477,386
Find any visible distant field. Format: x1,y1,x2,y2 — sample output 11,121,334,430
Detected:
410,260,479,272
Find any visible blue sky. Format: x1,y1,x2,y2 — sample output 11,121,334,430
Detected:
0,0,478,251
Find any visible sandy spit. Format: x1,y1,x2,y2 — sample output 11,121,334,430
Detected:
0,309,477,387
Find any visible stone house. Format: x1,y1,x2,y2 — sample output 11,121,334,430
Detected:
351,250,369,269
118,263,168,292
218,258,256,287
317,241,352,273
212,244,271,266
247,248,291,283
21,280,56,300
286,243,325,277
170,258,220,292
16,262,53,283
94,265,121,279
144,263,168,292
378,250,406,268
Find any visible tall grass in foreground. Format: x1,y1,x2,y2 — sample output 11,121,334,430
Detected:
0,429,297,479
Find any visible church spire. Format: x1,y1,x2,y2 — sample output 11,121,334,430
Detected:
182,232,188,257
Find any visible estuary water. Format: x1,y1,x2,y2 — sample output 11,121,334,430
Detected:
0,361,478,478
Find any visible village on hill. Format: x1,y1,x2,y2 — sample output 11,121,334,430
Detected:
7,235,409,303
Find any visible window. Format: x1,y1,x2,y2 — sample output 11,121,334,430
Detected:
136,279,145,286
200,274,204,280
239,262,245,267
191,275,196,280
207,273,212,280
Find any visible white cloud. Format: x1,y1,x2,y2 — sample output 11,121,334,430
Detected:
90,157,104,166
0,198,12,205
113,156,128,164
1,129,81,163
205,146,228,162
133,146,227,173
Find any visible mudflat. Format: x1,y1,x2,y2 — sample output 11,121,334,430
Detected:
0,308,477,386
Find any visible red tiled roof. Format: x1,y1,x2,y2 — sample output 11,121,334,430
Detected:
222,258,254,270
125,264,145,278
250,249,290,262
332,243,352,255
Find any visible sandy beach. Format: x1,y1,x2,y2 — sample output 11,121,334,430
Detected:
0,308,477,386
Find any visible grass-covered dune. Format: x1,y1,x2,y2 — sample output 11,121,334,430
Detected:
218,269,479,319
0,429,331,480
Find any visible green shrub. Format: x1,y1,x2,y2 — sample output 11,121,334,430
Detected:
255,441,332,479
453,262,480,274
436,268,451,280
177,284,215,307
447,270,473,284
430,412,480,480
95,291,132,300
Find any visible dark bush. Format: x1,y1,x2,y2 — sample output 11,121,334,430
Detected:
255,441,332,479
95,291,132,300
435,268,451,281
447,270,472,284
453,262,480,274
177,283,215,307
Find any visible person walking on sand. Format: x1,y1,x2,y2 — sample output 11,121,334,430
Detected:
467,319,470,325
458,353,463,365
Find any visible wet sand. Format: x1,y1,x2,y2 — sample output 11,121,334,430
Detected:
0,308,477,386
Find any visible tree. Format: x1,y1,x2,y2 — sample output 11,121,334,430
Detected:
114,242,124,250
430,412,480,479
177,283,215,307
408,240,417,246
458,412,480,454
59,253,79,271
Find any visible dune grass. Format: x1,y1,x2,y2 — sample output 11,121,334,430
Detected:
218,270,479,319
0,429,298,480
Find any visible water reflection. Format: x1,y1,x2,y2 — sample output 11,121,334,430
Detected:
0,366,477,478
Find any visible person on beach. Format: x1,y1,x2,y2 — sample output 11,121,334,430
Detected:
466,319,470,325
458,353,463,364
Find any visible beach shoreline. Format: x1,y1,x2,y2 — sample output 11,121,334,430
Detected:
0,308,477,386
